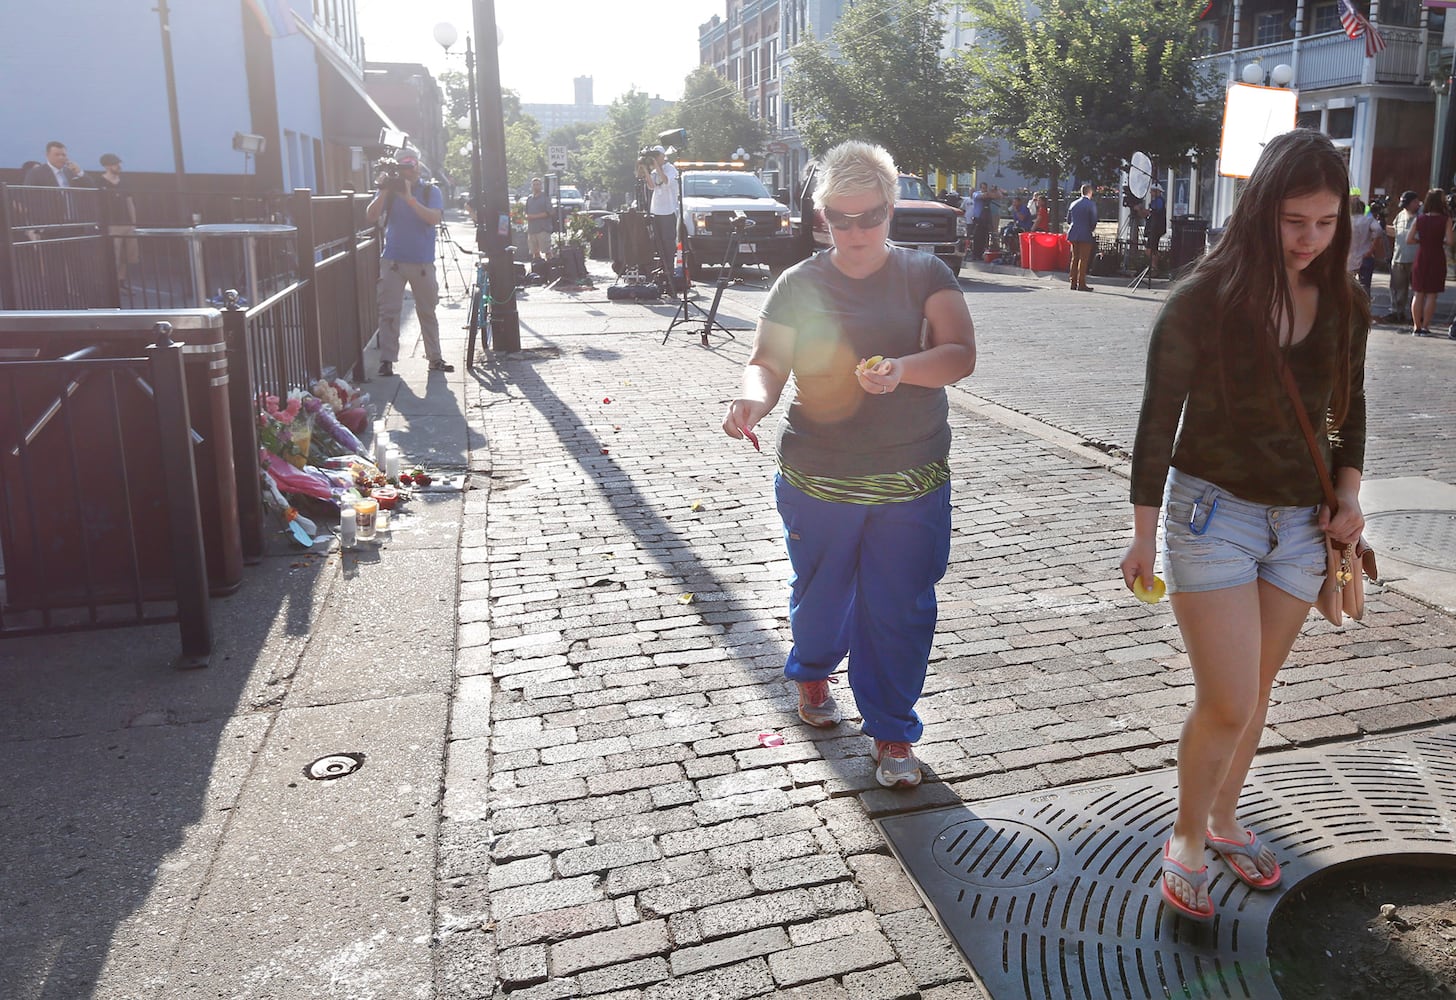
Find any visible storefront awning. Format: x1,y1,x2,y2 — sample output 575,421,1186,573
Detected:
291,12,400,149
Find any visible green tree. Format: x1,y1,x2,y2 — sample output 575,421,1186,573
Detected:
439,74,540,194
576,89,655,203
782,0,983,174
644,66,769,162
962,0,1219,219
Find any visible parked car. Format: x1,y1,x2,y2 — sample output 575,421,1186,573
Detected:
796,167,967,273
557,185,586,215
678,164,805,277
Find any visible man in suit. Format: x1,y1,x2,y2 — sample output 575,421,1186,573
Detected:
24,141,86,187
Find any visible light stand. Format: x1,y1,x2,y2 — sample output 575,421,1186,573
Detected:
662,174,738,348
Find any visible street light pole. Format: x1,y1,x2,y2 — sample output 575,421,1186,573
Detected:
464,36,484,220
154,0,187,186
471,0,520,351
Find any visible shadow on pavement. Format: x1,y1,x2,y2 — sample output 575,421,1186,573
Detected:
0,542,329,998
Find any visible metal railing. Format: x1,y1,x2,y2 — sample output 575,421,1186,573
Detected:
0,322,212,665
0,185,117,311
1197,25,1431,97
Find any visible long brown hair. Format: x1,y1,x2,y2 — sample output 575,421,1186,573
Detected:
1185,129,1367,424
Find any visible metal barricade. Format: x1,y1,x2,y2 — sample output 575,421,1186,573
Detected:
0,321,212,666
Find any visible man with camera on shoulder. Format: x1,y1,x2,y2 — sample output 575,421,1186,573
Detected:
636,145,680,289
366,148,453,376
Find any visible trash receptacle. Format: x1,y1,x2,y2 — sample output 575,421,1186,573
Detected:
1170,216,1210,274
1026,232,1068,271
0,310,243,602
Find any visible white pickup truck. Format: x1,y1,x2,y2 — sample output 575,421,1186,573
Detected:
677,163,804,277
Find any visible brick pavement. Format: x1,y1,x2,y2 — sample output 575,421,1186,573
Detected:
437,269,1456,998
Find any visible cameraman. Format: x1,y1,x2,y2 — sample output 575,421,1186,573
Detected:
637,145,679,288
366,148,453,375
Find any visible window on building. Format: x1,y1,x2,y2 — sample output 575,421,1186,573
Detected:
767,94,778,126
1311,2,1339,33
1327,106,1355,138
285,129,300,191
782,99,792,128
750,100,760,119
1380,0,1418,26
729,58,739,87
1297,110,1322,130
1195,22,1219,52
1254,11,1284,44
747,49,758,87
766,39,778,79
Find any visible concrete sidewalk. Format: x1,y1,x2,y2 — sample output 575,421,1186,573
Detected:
2,241,1455,1000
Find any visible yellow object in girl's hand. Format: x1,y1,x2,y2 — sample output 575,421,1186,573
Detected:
1133,575,1167,604
856,355,885,374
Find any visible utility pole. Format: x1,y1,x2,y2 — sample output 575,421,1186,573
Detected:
472,0,520,351
155,0,187,186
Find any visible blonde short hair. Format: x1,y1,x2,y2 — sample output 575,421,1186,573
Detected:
813,141,897,210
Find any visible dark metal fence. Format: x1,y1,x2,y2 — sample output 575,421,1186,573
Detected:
0,322,212,665
1,187,380,611
0,185,117,310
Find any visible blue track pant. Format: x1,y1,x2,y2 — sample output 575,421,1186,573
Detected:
775,474,952,743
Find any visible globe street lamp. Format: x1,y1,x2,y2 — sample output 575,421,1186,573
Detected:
433,22,483,224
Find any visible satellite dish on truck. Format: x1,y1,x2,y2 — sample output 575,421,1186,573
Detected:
1127,151,1154,200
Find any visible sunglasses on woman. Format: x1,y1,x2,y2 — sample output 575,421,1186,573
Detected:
824,203,890,230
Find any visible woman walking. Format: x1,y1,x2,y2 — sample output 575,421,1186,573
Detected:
723,140,977,788
1120,129,1370,921
1406,189,1452,337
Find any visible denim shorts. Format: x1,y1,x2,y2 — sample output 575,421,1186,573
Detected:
1161,468,1326,603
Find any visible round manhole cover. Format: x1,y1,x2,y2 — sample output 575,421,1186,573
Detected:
304,752,366,781
931,817,1060,887
1363,510,1456,572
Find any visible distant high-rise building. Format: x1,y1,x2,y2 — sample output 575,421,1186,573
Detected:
574,76,593,106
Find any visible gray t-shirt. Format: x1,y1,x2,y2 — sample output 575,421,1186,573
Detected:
761,247,961,477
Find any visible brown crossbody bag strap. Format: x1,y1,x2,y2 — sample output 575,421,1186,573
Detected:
1277,362,1339,514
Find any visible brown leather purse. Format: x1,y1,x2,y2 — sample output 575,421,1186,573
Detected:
1278,364,1378,624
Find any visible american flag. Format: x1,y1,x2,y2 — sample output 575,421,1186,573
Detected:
1340,0,1388,57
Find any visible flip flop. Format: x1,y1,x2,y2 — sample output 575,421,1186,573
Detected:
1205,828,1282,890
1160,840,1215,923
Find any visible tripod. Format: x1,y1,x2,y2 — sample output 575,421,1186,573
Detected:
436,221,471,300
1122,211,1153,292
663,218,744,347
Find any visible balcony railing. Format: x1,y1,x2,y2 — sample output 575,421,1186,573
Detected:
1196,25,1429,97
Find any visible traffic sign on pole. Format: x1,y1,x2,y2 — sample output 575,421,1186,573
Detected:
548,145,568,173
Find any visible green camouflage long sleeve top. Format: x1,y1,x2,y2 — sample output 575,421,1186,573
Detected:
1130,280,1368,508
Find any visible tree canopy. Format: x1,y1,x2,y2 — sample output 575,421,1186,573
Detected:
782,0,983,174
645,66,769,163
962,0,1219,213
575,89,655,200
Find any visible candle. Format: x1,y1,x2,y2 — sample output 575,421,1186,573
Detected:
354,498,378,541
374,431,390,470
385,447,401,481
339,506,357,548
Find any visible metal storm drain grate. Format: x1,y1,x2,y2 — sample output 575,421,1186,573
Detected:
879,726,1456,1000
1363,509,1456,572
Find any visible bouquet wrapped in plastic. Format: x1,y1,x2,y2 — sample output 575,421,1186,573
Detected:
302,394,364,454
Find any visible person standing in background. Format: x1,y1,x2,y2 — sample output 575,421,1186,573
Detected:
94,153,137,283
523,177,553,262
1066,183,1098,292
1383,190,1419,325
1407,188,1451,337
